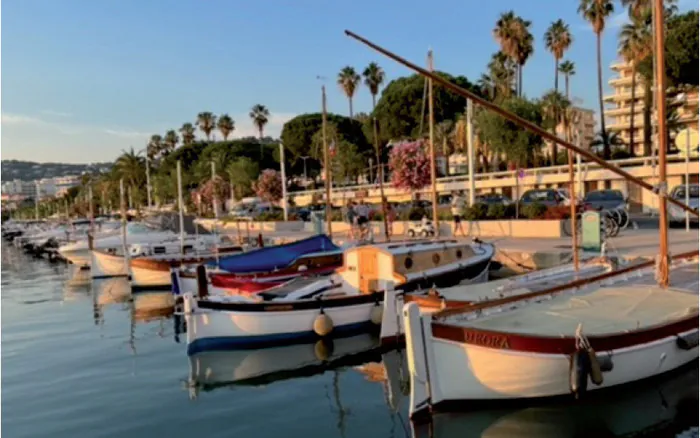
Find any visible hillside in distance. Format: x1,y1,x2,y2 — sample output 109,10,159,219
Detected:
1,160,113,182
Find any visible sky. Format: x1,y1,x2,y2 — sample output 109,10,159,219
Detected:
2,0,698,164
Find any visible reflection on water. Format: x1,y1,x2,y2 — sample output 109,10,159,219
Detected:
2,244,698,438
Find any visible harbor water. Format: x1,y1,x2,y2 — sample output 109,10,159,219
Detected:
2,244,698,438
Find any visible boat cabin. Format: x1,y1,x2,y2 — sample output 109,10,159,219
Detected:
337,240,481,293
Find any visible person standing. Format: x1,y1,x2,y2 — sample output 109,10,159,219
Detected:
451,191,466,237
345,200,357,240
355,199,371,239
385,199,396,237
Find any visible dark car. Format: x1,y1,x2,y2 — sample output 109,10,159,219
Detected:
475,194,513,205
519,189,564,207
582,190,627,212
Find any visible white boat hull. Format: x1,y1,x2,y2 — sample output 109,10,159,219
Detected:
60,248,91,267
130,264,171,290
90,250,129,279
183,293,382,353
403,302,699,418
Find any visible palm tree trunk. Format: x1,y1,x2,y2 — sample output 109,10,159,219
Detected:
629,64,636,156
259,128,264,159
596,33,610,159
518,64,523,97
565,74,570,100
643,78,652,156
554,57,559,92
349,98,354,119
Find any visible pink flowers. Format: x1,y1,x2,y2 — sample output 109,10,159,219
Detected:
253,169,283,203
389,141,431,191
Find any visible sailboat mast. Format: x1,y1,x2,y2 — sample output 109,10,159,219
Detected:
322,84,333,238
146,156,152,209
653,0,669,287
177,160,185,255
120,178,130,277
211,161,219,219
427,49,439,236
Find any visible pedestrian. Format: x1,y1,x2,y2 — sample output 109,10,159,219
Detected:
345,200,357,239
451,191,466,237
355,199,371,240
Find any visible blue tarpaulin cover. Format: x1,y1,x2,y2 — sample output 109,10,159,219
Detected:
210,234,340,273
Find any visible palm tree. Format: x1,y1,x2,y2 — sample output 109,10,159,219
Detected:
544,20,573,92
541,90,572,164
179,123,196,146
196,112,217,141
249,104,269,140
508,16,534,97
493,12,519,91
249,104,270,159
486,52,517,101
558,60,576,99
590,130,624,155
147,135,162,160
217,114,235,140
337,66,361,118
362,62,385,109
619,14,651,156
579,0,615,159
162,130,179,156
115,148,146,191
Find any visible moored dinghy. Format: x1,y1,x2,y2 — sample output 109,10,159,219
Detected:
181,239,494,353
402,252,699,420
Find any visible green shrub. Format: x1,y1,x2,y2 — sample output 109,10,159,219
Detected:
256,211,284,221
464,203,488,221
611,148,632,160
521,202,548,219
486,203,507,219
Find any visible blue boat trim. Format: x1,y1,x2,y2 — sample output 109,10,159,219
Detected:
186,321,376,354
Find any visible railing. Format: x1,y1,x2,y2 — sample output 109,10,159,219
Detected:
290,154,694,199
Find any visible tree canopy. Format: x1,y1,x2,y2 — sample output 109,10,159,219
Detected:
280,113,371,175
372,72,482,143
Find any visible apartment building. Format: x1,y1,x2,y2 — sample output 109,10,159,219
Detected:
604,60,699,156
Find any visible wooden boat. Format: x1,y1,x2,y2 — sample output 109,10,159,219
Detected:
181,239,494,353
129,245,244,291
174,234,343,296
402,252,699,420
379,256,621,345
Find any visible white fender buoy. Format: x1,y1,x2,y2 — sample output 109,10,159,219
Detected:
314,311,334,337
370,304,382,325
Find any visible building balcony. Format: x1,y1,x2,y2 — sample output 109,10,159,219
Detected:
605,106,644,117
610,60,630,70
608,76,635,86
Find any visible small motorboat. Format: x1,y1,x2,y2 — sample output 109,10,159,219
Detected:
402,251,699,420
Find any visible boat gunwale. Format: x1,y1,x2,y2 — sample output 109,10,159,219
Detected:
196,291,384,312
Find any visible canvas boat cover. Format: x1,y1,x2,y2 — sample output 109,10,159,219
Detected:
210,234,339,273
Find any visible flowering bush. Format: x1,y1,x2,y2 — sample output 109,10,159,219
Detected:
253,169,283,203
389,141,431,191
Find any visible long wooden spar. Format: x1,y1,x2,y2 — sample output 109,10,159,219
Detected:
344,30,698,217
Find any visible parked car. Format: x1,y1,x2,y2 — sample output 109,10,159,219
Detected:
519,189,564,207
582,190,627,212
669,184,699,226
475,194,513,206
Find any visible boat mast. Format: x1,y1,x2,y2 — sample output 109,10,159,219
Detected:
211,161,219,220
567,115,579,271
373,116,390,242
146,155,152,210
427,49,439,236
321,84,333,239
120,178,130,278
466,99,476,207
279,143,289,221
177,160,185,255
653,0,670,287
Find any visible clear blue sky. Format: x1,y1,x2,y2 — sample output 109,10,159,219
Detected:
2,0,697,163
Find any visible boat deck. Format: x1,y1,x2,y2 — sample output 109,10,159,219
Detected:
445,260,699,337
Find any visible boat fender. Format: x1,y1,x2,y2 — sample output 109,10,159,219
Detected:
370,304,383,325
569,349,590,398
587,348,604,385
598,354,614,373
171,268,182,296
676,332,699,350
196,265,208,298
314,338,334,361
314,309,334,337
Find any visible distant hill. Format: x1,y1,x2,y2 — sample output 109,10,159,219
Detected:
1,160,113,182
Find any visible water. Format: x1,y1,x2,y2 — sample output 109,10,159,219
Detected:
2,245,698,437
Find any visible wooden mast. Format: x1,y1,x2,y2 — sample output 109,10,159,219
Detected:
322,84,333,238
342,29,698,218
427,49,439,236
567,115,579,271
653,0,669,287
373,117,390,242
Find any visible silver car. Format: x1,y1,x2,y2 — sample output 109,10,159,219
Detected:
669,184,699,225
